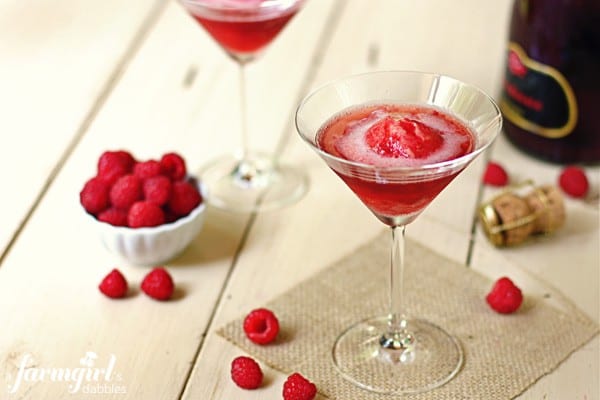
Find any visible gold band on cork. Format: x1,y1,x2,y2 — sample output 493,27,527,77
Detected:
478,181,565,247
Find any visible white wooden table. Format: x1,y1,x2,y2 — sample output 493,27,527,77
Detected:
1,1,598,399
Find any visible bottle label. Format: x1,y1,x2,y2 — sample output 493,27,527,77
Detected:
500,42,578,138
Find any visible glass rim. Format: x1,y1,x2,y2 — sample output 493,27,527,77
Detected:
295,70,502,175
179,0,304,11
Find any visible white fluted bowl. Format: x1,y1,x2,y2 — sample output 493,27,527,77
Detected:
84,181,206,266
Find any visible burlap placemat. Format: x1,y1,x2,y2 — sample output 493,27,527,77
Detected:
218,232,598,399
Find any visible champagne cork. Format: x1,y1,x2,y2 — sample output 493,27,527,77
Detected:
479,183,566,247
524,185,566,233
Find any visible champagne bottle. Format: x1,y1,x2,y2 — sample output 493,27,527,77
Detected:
500,0,600,163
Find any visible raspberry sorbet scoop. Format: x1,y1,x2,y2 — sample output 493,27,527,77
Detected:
365,116,444,159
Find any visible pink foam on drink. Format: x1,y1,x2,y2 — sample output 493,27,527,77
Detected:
211,0,264,8
322,105,474,168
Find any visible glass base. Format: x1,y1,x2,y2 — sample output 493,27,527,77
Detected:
199,152,308,213
332,316,463,394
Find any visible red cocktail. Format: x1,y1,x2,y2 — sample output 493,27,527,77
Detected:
179,0,307,212
317,104,475,224
191,5,299,59
296,71,501,394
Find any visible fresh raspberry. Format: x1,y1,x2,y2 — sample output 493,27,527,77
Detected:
143,175,172,206
486,277,523,314
283,373,317,400
97,150,135,185
97,207,128,227
163,208,179,224
110,174,143,210
127,201,165,228
365,116,443,158
134,160,165,180
558,166,589,198
80,177,110,215
168,181,202,217
243,308,280,345
160,152,187,181
98,269,128,299
141,267,174,300
483,161,509,186
230,356,263,390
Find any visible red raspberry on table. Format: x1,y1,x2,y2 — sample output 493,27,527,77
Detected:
160,152,187,181
283,373,317,400
97,207,128,227
486,277,523,314
80,177,111,215
143,175,172,207
243,308,280,345
110,174,143,210
558,166,589,198
134,160,164,180
230,356,263,390
483,161,509,187
168,181,202,217
97,150,135,185
98,269,128,299
141,267,174,301
127,201,165,228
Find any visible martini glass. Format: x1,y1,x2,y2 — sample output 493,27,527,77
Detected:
180,0,308,212
296,71,501,394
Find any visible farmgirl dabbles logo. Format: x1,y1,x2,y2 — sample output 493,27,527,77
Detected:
7,351,126,395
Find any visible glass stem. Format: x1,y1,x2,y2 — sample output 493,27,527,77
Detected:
239,63,249,161
380,225,414,350
233,62,258,183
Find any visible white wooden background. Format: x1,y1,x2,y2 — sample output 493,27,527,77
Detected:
0,0,597,399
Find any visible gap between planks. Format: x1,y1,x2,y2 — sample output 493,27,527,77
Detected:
465,146,495,267
0,0,170,268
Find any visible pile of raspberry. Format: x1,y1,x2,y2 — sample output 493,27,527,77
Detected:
80,150,202,228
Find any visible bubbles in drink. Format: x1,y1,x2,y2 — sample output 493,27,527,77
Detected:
318,104,475,168
211,0,264,8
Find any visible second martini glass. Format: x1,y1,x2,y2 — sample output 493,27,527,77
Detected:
296,71,502,394
180,0,308,212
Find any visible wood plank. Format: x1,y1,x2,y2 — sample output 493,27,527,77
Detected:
0,0,167,258
0,0,340,398
180,0,363,398
474,135,599,321
0,2,255,399
471,134,600,400
186,0,598,397
1,0,595,399
183,1,523,399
